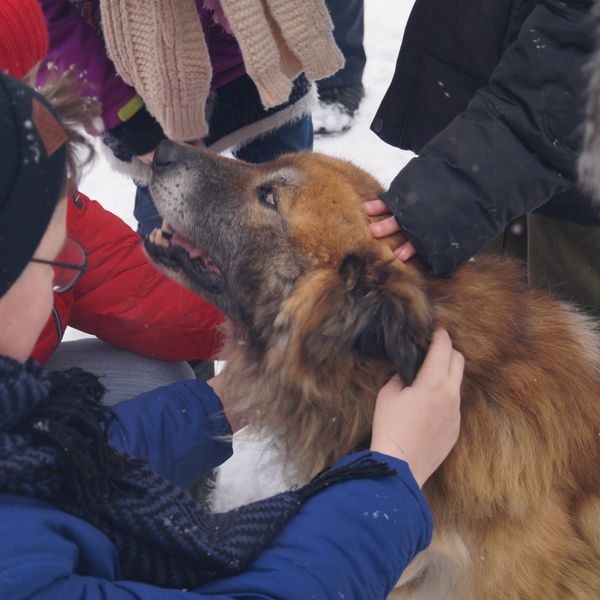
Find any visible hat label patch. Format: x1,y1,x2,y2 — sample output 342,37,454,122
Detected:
31,98,67,158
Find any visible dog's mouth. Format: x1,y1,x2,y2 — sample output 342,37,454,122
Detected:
144,220,226,293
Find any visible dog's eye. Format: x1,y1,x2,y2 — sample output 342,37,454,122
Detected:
258,186,277,209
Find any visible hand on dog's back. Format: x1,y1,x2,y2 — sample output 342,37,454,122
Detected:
370,328,464,488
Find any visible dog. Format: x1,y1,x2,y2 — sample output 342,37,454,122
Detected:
145,141,600,599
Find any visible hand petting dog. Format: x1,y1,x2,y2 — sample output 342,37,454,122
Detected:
370,328,464,488
364,198,417,261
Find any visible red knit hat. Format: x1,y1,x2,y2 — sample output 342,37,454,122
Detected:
0,0,49,80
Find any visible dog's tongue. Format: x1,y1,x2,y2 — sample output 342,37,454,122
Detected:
171,232,203,259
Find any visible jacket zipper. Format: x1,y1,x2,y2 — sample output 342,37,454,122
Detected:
52,306,63,343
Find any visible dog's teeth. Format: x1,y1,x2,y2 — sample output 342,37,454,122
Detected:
160,218,174,239
150,227,170,249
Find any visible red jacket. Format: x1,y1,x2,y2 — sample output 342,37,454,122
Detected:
32,193,224,364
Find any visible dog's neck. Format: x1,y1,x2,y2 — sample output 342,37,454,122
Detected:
221,324,391,481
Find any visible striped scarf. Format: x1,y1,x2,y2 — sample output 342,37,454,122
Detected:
0,356,393,589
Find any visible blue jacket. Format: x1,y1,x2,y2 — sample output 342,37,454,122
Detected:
0,379,433,599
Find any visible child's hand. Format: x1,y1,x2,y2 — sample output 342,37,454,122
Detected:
364,199,416,261
370,328,464,487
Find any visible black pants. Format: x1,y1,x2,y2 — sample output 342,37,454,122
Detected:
319,0,366,89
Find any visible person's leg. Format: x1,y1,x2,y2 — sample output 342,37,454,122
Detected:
527,214,600,318
314,0,365,135
45,338,195,405
320,0,366,90
234,115,313,163
134,185,163,237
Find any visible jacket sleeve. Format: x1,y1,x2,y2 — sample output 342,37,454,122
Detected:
381,0,592,275
108,379,232,488
196,452,433,599
38,0,141,132
68,194,225,362
25,453,432,600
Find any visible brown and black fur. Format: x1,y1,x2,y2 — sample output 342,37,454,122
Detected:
146,142,600,599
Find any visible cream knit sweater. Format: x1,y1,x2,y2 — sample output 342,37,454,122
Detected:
100,0,343,142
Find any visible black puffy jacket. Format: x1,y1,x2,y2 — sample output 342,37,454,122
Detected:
372,0,596,275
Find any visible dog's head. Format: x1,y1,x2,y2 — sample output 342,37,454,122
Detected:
146,141,433,384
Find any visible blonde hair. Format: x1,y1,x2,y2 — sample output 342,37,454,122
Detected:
37,72,101,196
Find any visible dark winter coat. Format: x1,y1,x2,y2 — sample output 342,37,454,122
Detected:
0,359,432,599
372,0,596,275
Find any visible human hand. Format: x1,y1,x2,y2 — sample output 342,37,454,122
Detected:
364,199,417,261
370,328,464,487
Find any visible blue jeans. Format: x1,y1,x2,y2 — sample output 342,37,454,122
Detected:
134,115,313,236
319,0,365,89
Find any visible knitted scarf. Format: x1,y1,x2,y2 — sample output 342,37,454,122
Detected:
0,356,394,589
100,0,343,141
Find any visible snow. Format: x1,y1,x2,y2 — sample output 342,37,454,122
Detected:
312,99,355,135
70,0,416,507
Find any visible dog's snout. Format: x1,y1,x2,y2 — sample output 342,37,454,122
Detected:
153,140,186,170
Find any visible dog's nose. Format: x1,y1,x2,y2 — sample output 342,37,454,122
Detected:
153,140,185,169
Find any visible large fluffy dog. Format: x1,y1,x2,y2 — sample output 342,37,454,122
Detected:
145,141,600,599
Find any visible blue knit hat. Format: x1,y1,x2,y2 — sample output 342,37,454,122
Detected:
0,72,68,297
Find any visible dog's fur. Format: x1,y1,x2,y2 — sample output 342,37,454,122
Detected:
147,143,600,599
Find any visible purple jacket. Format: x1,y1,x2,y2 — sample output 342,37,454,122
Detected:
39,0,245,132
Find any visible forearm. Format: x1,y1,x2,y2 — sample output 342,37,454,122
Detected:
383,0,592,274
197,452,433,599
108,380,232,487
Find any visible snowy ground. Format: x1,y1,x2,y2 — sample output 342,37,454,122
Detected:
74,0,416,508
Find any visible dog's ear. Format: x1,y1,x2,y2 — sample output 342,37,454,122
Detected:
278,252,433,385
340,253,433,383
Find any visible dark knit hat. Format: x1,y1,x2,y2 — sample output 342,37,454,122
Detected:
0,0,49,80
0,72,68,298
